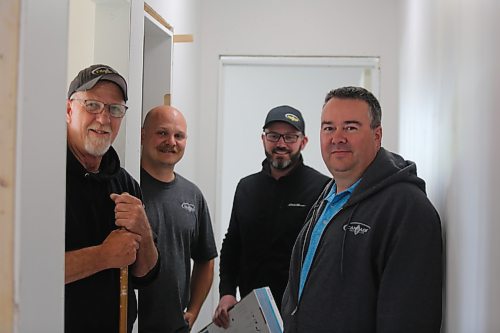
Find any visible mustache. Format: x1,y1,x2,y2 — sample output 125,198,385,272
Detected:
330,143,351,151
157,143,177,153
272,147,291,154
88,124,112,134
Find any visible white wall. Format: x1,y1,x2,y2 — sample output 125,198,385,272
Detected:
399,0,500,331
15,0,68,331
67,0,95,83
199,0,402,205
142,14,173,116
198,0,402,234
145,0,201,182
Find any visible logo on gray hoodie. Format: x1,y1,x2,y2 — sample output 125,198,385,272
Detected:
343,222,370,235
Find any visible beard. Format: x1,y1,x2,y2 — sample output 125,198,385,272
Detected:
265,147,301,170
84,126,112,157
84,136,111,157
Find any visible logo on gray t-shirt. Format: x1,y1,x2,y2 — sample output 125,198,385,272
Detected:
181,202,195,213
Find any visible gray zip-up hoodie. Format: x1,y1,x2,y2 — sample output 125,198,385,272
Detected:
281,148,443,333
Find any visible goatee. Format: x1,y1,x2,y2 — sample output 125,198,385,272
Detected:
265,149,301,170
85,136,111,157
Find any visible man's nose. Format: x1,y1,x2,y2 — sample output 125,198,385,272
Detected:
164,135,176,145
95,107,111,123
330,130,347,144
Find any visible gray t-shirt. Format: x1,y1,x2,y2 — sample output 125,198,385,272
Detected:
138,169,218,333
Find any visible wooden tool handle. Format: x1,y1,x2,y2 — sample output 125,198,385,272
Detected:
119,266,128,333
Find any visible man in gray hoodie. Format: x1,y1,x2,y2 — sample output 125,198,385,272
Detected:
281,86,442,332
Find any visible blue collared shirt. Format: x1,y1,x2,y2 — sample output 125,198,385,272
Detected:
298,179,361,299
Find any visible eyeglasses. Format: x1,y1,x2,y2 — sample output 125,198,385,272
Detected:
264,131,302,143
71,99,128,118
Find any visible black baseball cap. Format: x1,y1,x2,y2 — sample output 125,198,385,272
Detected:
67,64,128,101
263,105,305,134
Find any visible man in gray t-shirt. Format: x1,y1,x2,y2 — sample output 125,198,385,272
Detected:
138,106,217,333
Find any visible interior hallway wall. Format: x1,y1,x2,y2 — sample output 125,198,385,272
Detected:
144,0,201,183
13,0,68,331
199,0,402,206
399,0,500,331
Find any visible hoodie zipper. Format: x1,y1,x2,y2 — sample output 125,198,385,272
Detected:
292,200,346,315
290,194,325,317
292,200,359,317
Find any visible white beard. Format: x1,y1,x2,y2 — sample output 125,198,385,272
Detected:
84,135,111,157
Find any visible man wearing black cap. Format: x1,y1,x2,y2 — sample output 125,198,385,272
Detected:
212,105,330,329
65,64,159,332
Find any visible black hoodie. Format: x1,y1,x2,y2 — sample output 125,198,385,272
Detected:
65,146,159,333
282,148,443,333
219,157,330,310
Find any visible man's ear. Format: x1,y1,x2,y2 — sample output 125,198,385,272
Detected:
300,135,308,151
66,99,72,124
374,126,382,149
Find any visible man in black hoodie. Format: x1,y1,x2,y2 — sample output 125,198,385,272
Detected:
65,64,159,332
213,105,330,329
281,86,443,332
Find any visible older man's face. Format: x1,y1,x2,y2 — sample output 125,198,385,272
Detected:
66,81,125,158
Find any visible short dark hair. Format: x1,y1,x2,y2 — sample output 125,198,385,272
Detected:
324,86,381,129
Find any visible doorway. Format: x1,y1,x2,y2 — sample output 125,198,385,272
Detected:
142,9,173,121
